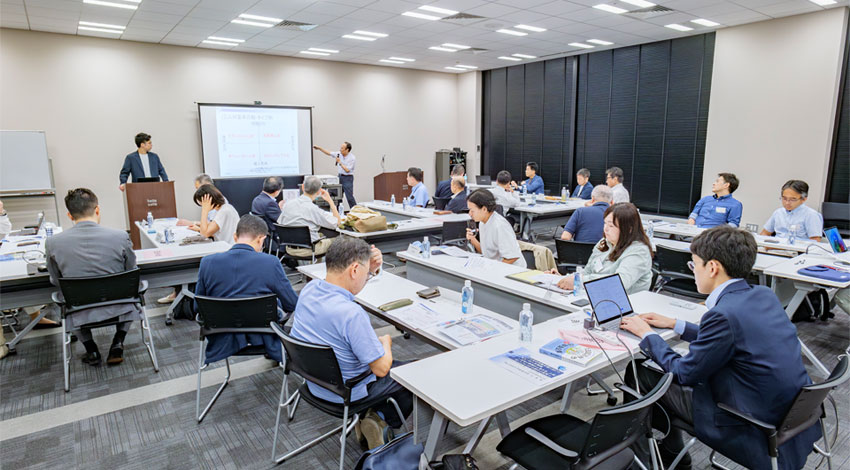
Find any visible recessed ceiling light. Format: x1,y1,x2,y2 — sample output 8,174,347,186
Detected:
497,29,528,36
429,46,457,52
586,39,613,45
690,18,720,27
238,13,283,23
665,23,694,31
445,67,465,71
209,36,245,43
231,19,275,27
389,57,416,62
442,43,470,49
78,26,124,33
380,59,405,64
809,0,837,4
342,34,377,41
515,24,546,32
498,56,522,61
300,50,329,56
309,47,339,53
418,5,458,15
620,0,655,7
569,42,594,49
82,0,137,10
456,65,478,69
402,11,441,21
79,21,125,29
512,53,537,59
203,40,239,46
593,4,628,14
353,30,388,38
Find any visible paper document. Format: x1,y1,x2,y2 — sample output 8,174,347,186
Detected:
490,347,564,385
438,314,513,346
138,248,175,260
390,302,455,330
463,256,490,269
438,246,474,258
556,328,637,351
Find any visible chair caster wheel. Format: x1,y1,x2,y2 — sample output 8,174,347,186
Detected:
403,332,411,339
165,319,173,326
607,396,618,406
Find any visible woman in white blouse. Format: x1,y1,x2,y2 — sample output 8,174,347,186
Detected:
190,185,239,244
466,189,526,268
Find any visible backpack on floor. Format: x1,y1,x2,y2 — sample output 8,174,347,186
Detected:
354,432,423,470
791,289,829,323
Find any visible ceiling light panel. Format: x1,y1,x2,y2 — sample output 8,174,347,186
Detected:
619,0,655,7
418,5,458,15
82,0,137,10
497,29,527,36
512,53,536,59
569,42,594,48
665,23,694,31
515,24,546,32
586,39,613,45
498,56,521,61
401,11,441,21
593,4,628,14
690,19,719,27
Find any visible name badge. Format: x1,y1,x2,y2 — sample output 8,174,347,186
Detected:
715,207,727,214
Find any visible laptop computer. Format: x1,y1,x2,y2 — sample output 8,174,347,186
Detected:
17,212,45,236
583,273,652,341
475,175,491,185
136,177,161,183
824,227,847,254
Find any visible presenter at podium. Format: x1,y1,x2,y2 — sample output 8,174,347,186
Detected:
313,141,356,208
118,132,169,191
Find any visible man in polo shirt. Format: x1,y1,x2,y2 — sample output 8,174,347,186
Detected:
290,237,413,450
561,185,612,242
407,167,430,207
314,142,357,208
277,176,341,257
688,173,743,228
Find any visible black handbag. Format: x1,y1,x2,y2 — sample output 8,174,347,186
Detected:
354,432,423,470
430,454,479,470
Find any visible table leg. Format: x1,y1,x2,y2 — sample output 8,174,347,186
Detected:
782,287,811,318
800,339,831,378
6,308,49,353
495,412,511,437
413,395,419,444
423,411,449,462
560,382,573,414
165,283,192,325
462,416,493,454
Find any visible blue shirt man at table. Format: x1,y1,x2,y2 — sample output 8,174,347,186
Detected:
511,162,544,195
435,164,464,200
573,168,593,200
760,179,824,242
194,214,298,363
290,237,413,450
560,185,611,242
621,226,820,470
688,173,743,228
407,167,430,207
118,132,168,192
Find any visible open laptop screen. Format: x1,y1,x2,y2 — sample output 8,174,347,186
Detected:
824,227,847,254
583,274,634,324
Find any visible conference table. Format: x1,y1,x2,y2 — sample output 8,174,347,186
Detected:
647,220,836,254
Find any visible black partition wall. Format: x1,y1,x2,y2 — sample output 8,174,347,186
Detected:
826,22,849,205
482,33,715,217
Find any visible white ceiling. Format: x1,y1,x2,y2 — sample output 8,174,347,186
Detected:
1,0,846,73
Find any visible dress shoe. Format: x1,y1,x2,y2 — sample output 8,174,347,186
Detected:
106,343,124,365
157,292,177,304
82,350,102,366
33,320,61,330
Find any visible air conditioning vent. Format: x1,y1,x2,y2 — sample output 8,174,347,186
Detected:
440,13,486,25
623,5,675,19
276,20,318,31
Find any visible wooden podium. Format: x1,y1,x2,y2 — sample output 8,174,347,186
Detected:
124,181,177,249
373,171,414,202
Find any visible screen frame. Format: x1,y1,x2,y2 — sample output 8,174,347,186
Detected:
583,273,635,324
196,102,314,179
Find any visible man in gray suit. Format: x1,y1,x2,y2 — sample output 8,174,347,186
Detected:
46,188,142,366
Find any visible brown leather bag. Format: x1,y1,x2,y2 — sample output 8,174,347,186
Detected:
352,215,387,233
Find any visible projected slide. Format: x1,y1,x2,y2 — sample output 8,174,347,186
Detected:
216,107,299,177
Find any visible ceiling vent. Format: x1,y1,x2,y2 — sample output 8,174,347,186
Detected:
461,47,489,54
623,5,675,19
276,20,318,31
440,13,487,25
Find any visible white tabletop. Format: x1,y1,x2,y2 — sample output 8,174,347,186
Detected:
363,201,440,219
297,263,518,350
339,213,469,239
652,237,786,273
134,219,230,263
391,290,706,426
0,229,62,281
762,254,850,288
649,221,836,254
513,199,585,215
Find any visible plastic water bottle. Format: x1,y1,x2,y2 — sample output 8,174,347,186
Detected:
561,187,569,202
461,280,474,315
530,193,537,206
788,224,797,245
422,236,431,259
522,185,527,196
44,222,54,238
338,202,344,216
573,267,584,297
390,194,396,206
402,197,408,211
519,303,533,342
647,221,654,240
146,212,154,227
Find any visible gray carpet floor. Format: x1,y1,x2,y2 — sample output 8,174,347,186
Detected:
1,252,848,470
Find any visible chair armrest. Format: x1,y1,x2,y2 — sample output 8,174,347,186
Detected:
278,307,292,325
524,428,579,459
138,280,149,295
716,403,776,432
51,291,65,306
344,369,374,389
615,383,643,400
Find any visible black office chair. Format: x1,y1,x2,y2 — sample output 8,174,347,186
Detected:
51,268,158,392
433,220,470,247
476,175,491,185
433,196,451,210
194,294,285,422
497,373,673,470
554,239,596,275
822,202,850,237
269,322,406,469
653,245,708,301
667,355,849,470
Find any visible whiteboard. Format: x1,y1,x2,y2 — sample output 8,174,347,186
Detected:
0,130,53,192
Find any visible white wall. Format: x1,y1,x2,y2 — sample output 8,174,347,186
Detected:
703,8,848,228
0,28,463,229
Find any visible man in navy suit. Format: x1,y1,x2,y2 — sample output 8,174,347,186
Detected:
445,177,468,213
118,133,168,191
573,168,593,200
251,176,285,235
435,164,464,199
621,226,820,470
194,214,298,363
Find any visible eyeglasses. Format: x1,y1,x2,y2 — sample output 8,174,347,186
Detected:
687,261,695,272
780,197,802,203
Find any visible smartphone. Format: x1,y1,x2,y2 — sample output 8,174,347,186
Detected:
573,298,590,307
416,287,440,299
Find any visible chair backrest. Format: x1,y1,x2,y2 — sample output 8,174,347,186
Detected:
274,224,313,249
822,202,850,230
579,373,673,465
476,175,491,185
269,322,351,403
195,294,281,332
58,268,142,313
433,196,451,210
777,355,850,446
554,239,596,266
494,204,505,216
441,220,469,244
654,245,693,277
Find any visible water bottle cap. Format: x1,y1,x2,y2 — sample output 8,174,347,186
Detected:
523,303,530,310
464,280,471,287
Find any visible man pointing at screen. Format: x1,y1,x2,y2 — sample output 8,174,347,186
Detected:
313,142,356,208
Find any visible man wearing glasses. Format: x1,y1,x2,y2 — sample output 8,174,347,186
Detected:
760,180,823,242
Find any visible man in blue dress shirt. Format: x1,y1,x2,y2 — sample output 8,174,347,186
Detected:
511,162,544,195
621,226,820,470
573,168,593,200
290,237,413,449
687,173,743,228
760,179,823,241
435,164,464,199
194,215,298,363
407,167,430,207
561,185,611,242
